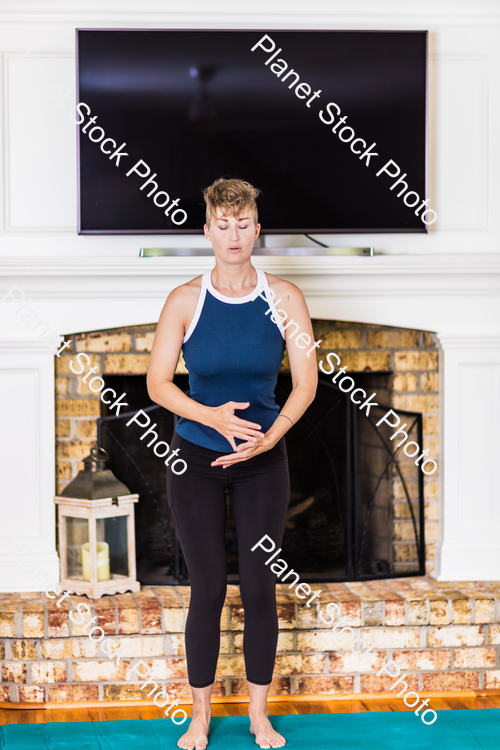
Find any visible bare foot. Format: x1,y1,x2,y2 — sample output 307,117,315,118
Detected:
249,715,286,749
177,710,211,750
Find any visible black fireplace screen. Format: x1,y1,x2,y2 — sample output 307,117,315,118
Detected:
98,372,425,584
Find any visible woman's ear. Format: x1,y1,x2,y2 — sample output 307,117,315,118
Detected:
254,223,261,240
203,223,211,241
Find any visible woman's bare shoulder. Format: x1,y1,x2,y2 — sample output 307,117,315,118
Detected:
165,275,202,306
263,272,303,299
157,276,203,333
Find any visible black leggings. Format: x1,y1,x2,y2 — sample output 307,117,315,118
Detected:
166,431,290,688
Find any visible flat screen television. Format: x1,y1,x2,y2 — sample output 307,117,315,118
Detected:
76,29,428,234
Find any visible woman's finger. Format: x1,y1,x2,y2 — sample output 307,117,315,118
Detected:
235,440,255,452
232,416,263,430
227,436,237,452
229,427,260,440
230,425,264,439
221,455,248,467
213,452,236,463
211,450,241,466
212,456,235,466
213,447,254,466
230,432,258,443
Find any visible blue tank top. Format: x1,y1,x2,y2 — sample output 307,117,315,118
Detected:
176,267,286,452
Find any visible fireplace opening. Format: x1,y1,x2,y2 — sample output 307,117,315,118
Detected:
98,371,425,584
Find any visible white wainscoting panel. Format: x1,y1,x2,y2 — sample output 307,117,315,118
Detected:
0,368,39,536
5,53,76,231
436,334,500,580
458,363,500,529
0,338,60,592
433,54,488,231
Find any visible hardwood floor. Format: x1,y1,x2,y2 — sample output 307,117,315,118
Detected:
2,695,500,725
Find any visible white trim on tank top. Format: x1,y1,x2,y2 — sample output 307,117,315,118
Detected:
183,267,285,343
260,277,286,341
207,267,264,304
183,274,208,343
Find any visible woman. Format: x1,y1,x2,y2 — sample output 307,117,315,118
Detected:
147,178,318,750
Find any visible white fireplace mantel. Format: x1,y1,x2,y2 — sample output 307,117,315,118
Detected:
1,252,500,588
2,253,500,333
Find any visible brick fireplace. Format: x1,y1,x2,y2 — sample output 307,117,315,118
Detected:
55,319,439,573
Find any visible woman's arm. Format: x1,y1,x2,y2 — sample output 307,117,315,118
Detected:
262,278,318,444
147,282,266,452
211,278,318,467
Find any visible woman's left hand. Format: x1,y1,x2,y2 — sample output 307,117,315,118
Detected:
211,434,274,468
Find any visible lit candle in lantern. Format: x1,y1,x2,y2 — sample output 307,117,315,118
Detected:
82,541,110,582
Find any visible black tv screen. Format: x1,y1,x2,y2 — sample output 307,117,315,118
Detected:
76,29,428,234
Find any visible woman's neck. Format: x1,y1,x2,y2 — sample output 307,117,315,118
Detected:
211,260,258,298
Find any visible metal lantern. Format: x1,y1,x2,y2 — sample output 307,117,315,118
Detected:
54,445,140,598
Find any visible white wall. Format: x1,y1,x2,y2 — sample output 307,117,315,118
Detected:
0,0,499,256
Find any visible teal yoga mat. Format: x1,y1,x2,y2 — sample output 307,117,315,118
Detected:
1,710,499,749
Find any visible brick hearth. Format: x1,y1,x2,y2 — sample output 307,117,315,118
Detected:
1,579,500,704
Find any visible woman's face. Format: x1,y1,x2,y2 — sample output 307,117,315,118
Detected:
204,208,261,264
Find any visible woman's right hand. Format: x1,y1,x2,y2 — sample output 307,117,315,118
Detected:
206,402,264,452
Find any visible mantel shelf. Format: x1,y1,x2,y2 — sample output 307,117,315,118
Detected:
1,253,500,278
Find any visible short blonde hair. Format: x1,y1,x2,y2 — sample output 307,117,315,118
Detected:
203,177,260,227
